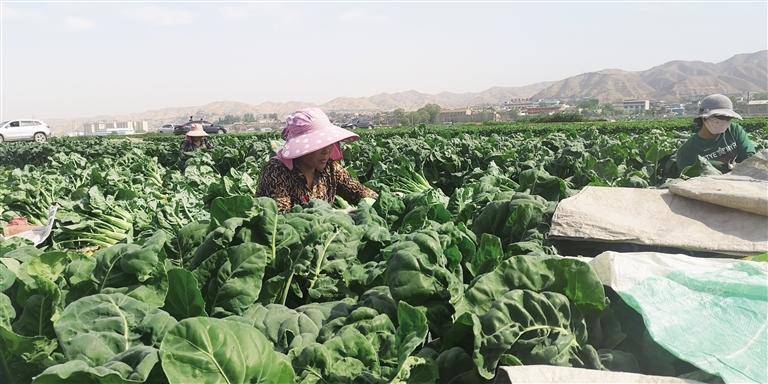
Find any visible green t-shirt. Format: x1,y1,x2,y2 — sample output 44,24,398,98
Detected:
676,123,757,171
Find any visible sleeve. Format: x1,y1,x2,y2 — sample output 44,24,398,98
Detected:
333,162,378,204
733,124,757,162
675,138,697,171
257,161,293,213
179,141,192,156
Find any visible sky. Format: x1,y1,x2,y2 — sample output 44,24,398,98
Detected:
1,1,766,119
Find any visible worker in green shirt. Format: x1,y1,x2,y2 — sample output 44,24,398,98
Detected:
676,94,756,172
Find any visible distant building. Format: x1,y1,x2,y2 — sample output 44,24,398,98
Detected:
94,127,135,136
746,100,768,116
438,109,470,123
537,99,562,107
521,105,567,116
504,98,537,111
81,120,147,135
497,111,519,121
669,104,686,117
438,108,497,123
261,113,279,122
621,100,650,113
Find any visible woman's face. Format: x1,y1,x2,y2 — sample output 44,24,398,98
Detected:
298,144,333,172
190,136,204,147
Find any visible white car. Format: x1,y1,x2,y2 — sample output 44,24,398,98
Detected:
0,119,52,143
158,124,177,134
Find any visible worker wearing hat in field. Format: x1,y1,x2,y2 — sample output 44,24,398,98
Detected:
676,94,756,172
257,108,378,212
180,123,214,153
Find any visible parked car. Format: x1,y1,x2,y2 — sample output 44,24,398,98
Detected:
340,118,374,129
158,124,178,134
173,121,227,135
0,119,52,143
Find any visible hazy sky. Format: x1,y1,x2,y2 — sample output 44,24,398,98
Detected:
1,1,766,119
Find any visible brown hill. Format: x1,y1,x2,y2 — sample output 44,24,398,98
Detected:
321,83,554,112
532,50,767,102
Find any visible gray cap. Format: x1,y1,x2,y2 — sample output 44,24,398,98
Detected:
698,94,742,120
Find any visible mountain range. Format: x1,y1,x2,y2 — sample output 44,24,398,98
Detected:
49,50,767,132
531,51,767,102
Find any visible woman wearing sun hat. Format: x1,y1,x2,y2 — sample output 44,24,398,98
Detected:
257,108,377,212
676,94,756,172
180,123,214,153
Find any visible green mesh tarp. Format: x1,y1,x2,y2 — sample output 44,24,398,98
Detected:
591,252,768,384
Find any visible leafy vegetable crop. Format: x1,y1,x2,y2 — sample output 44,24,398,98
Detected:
0,119,764,383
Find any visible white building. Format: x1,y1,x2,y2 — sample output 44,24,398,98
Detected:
621,100,650,113
504,98,538,110
746,100,768,116
82,120,148,135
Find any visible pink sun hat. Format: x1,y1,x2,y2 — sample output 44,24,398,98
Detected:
276,108,359,170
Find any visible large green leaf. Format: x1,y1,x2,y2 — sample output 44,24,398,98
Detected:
384,232,462,336
457,255,606,316
391,355,438,384
471,193,549,247
372,190,406,227
517,168,570,201
21,252,68,290
91,231,169,307
12,293,59,338
2,245,42,263
32,345,160,384
466,233,503,279
680,155,724,178
444,290,586,379
209,195,258,227
188,217,247,270
315,307,396,371
0,293,14,328
54,293,176,366
168,221,210,266
392,302,430,381
0,261,17,292
160,317,295,384
263,206,364,306
229,303,322,354
434,347,483,384
356,286,397,320
62,253,97,304
7,252,67,339
291,327,380,383
194,243,268,316
0,326,58,384
162,268,207,320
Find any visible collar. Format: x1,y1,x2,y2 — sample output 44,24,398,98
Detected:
289,162,332,187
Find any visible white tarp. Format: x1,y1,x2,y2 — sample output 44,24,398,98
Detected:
731,149,768,180
495,365,701,384
588,252,768,384
0,205,58,246
549,186,768,255
668,150,768,216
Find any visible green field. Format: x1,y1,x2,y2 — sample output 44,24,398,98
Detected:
0,118,765,383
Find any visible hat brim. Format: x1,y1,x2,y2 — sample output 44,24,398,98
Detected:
699,108,742,120
278,124,358,161
186,130,209,137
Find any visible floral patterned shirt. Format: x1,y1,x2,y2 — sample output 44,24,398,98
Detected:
180,138,214,153
257,158,378,212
